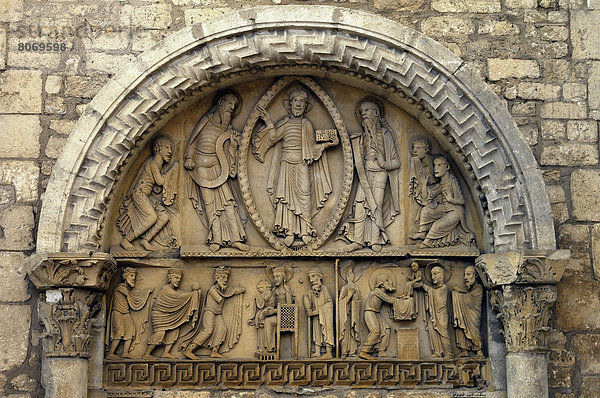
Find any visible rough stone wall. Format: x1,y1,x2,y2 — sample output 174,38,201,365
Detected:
0,0,597,397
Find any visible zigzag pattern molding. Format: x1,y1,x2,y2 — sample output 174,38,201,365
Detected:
62,28,529,253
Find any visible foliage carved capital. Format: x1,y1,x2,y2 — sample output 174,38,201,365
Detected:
38,288,102,358
490,285,556,353
28,252,117,291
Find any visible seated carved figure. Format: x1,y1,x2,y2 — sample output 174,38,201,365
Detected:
410,155,474,248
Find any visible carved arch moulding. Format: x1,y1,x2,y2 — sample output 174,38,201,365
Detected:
27,6,568,398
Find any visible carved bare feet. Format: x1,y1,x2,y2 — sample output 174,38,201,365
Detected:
344,243,363,253
120,238,135,251
140,238,154,251
372,244,382,252
210,350,224,358
231,241,249,251
301,235,311,245
209,243,221,252
283,235,294,247
409,232,426,240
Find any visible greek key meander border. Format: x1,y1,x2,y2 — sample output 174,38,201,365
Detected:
61,26,539,254
104,360,489,389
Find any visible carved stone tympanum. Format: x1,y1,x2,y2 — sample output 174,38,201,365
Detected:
100,74,491,391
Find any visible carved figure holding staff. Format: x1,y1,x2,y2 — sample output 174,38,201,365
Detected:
339,262,362,358
338,97,401,253
105,267,153,359
117,136,178,251
185,92,248,252
252,84,339,248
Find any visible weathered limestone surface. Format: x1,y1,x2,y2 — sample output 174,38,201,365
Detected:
0,1,596,397
0,305,31,372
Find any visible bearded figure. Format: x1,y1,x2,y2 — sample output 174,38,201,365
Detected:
185,92,248,252
338,97,401,253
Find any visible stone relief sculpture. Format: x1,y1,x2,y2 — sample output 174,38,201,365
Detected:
117,136,179,251
452,266,484,358
143,268,202,358
252,84,339,248
182,266,245,359
359,271,398,360
259,266,295,354
248,279,275,354
417,264,453,358
408,137,435,238
338,262,362,358
185,92,249,252
302,267,334,359
105,267,153,359
338,97,401,253
410,155,474,248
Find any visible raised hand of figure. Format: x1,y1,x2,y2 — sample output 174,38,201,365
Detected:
256,105,274,128
184,158,195,170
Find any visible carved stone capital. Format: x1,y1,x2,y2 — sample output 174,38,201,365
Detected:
38,288,102,358
490,285,557,353
28,252,117,291
475,249,569,288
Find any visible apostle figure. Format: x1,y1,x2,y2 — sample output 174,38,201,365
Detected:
252,84,339,248
452,266,484,358
418,265,453,359
183,266,245,359
117,136,178,251
302,268,334,359
339,263,362,358
259,265,295,354
338,98,401,253
408,136,435,239
359,272,398,360
248,279,275,353
143,268,202,359
185,92,248,252
410,155,474,248
105,267,153,359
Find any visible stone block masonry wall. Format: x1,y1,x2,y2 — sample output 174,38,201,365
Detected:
0,0,597,397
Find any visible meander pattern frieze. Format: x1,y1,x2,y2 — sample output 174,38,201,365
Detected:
104,360,488,389
62,28,530,253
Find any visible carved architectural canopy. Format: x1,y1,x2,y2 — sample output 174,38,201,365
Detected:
28,6,565,397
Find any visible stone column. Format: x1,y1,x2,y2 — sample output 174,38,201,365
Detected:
27,253,117,398
476,250,569,398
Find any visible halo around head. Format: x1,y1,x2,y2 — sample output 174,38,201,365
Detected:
266,264,293,283
423,261,451,284
283,84,314,114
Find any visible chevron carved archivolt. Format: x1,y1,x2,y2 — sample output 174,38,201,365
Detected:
62,28,531,253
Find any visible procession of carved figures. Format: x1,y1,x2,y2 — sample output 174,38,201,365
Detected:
105,260,485,362
109,76,477,254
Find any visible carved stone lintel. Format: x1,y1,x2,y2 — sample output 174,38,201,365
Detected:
475,250,569,288
28,252,117,291
39,288,102,358
490,285,556,353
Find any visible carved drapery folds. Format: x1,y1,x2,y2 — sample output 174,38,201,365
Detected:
29,253,117,358
476,250,568,353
